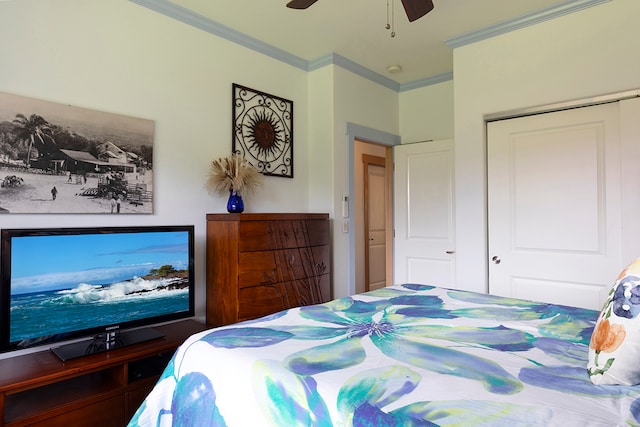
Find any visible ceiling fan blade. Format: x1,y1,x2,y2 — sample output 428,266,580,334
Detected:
286,0,319,9
400,0,434,22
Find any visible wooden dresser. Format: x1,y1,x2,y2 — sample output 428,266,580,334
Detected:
206,213,331,326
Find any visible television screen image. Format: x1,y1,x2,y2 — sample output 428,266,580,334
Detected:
0,226,195,358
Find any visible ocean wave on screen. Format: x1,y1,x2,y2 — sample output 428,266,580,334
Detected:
53,276,187,304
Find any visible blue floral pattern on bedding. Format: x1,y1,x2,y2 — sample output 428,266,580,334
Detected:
128,285,640,426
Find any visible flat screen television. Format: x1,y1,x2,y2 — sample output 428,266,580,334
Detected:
0,225,195,360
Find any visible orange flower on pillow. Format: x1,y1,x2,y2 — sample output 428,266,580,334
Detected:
590,318,626,353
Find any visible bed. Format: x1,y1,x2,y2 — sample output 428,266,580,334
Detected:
128,283,640,426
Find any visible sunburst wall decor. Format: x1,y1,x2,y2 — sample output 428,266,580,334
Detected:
232,83,293,178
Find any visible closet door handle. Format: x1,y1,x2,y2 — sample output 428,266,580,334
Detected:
492,256,501,264
446,250,455,254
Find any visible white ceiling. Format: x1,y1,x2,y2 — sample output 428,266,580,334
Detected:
137,0,598,87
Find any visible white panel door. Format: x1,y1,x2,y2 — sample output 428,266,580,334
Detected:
487,103,620,309
394,140,455,286
367,163,387,290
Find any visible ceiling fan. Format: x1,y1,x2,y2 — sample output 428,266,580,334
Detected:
286,0,434,23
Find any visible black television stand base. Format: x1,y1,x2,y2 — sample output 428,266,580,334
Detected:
51,327,165,361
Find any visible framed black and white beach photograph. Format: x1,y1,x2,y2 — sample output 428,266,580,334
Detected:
232,83,293,178
0,92,154,214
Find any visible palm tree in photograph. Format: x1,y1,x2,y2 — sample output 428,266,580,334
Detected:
13,113,54,167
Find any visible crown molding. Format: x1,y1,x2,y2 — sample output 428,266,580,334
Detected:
128,0,309,70
399,72,453,92
130,0,607,92
323,54,400,91
445,0,611,48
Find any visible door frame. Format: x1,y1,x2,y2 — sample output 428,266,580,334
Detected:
346,122,400,295
484,89,640,122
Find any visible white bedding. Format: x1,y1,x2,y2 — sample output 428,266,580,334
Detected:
129,284,640,426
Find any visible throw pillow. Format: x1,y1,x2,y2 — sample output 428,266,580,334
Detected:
588,258,640,385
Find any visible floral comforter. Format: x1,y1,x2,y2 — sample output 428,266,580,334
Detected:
128,284,640,426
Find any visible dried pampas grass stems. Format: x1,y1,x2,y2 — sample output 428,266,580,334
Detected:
206,153,263,196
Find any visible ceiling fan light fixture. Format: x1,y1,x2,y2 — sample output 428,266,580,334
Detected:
387,64,402,74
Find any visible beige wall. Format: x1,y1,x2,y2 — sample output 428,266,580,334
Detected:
327,66,400,297
400,80,454,143
0,0,405,332
303,65,402,299
0,0,313,325
453,0,640,293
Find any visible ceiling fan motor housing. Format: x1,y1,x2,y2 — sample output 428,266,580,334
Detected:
286,0,434,23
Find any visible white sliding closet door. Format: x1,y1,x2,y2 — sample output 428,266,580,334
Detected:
487,102,629,310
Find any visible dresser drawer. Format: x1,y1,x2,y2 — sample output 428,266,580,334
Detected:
238,274,331,321
239,220,329,252
238,245,329,288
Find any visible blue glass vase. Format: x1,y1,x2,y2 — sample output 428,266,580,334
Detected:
226,190,244,213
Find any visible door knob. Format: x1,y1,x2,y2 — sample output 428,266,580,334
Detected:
491,256,501,264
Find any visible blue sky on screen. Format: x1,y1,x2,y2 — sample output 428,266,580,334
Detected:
10,231,189,294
